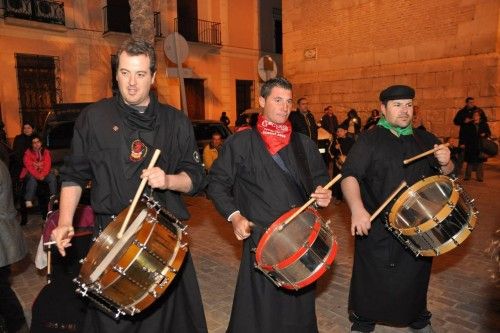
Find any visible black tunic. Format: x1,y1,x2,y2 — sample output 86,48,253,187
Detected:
60,94,208,332
342,126,440,325
207,129,329,333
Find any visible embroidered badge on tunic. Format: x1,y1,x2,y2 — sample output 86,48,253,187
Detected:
130,139,148,162
193,151,201,163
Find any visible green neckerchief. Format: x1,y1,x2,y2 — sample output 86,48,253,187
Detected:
377,117,413,137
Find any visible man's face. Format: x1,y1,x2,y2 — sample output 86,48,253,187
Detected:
381,99,413,128
211,134,222,148
116,52,156,107
23,124,33,136
326,107,333,115
31,138,42,150
337,128,346,138
298,99,308,112
259,86,293,124
466,99,475,109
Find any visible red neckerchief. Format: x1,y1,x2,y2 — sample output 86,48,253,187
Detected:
256,114,291,155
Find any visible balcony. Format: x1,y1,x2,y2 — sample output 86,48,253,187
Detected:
174,17,221,46
3,0,65,25
103,5,162,38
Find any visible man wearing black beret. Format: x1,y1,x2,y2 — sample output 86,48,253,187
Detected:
341,85,453,332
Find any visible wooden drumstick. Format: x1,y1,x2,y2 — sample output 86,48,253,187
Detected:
403,143,450,165
278,173,342,231
117,149,161,239
369,181,407,222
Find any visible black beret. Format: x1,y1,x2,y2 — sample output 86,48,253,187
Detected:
379,85,415,102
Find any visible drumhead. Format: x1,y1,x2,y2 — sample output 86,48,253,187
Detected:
390,175,453,229
257,208,319,267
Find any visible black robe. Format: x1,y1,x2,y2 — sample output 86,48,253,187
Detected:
207,129,329,333
342,126,440,325
60,94,208,332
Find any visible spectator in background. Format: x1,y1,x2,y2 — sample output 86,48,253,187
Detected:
340,109,361,139
12,122,35,184
20,135,57,208
363,109,380,131
462,109,491,182
330,124,355,203
220,111,231,127
321,105,339,135
453,97,487,174
203,132,223,171
0,159,28,333
289,97,318,142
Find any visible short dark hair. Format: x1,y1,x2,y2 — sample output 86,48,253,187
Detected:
324,105,332,111
117,39,157,74
22,121,34,129
260,77,292,99
465,97,474,103
297,97,307,104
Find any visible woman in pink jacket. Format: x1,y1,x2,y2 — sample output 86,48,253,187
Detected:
20,135,57,207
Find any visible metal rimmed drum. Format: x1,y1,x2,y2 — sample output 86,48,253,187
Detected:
74,195,187,317
387,175,478,256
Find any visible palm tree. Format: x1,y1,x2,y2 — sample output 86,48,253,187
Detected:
128,0,155,44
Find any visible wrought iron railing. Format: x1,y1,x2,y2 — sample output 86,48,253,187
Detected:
4,0,65,25
103,5,162,37
174,17,221,46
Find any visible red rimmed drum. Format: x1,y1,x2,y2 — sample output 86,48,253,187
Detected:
255,206,338,290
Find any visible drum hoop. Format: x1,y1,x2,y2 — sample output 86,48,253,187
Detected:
388,175,460,236
281,238,339,290
417,215,476,256
255,207,321,270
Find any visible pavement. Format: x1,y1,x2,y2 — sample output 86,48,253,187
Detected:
9,157,500,332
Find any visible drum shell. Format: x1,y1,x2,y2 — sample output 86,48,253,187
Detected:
387,175,477,257
255,207,338,290
77,198,186,316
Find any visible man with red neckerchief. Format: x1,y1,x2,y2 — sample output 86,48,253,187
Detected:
207,77,332,333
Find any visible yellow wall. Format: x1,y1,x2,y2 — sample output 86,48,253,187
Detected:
0,0,263,140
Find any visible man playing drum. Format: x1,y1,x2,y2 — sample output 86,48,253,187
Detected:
207,77,332,332
51,39,208,332
341,85,453,333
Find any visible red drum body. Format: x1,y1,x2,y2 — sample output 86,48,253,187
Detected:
74,196,187,318
255,207,338,290
387,175,478,257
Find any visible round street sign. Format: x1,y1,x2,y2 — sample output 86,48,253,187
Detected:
164,32,189,64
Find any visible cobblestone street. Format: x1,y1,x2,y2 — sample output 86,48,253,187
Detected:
10,158,500,332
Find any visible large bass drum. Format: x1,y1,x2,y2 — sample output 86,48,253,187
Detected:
74,195,187,318
255,206,338,290
386,175,478,257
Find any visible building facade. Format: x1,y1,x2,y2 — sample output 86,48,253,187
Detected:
282,0,500,138
0,0,283,140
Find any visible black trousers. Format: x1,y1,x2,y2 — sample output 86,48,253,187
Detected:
0,265,27,333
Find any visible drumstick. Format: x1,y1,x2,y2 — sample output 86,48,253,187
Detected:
403,143,449,165
117,149,161,239
369,181,407,222
278,174,342,231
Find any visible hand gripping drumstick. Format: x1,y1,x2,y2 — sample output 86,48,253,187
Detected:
403,143,449,165
278,173,342,231
368,181,407,222
117,149,161,239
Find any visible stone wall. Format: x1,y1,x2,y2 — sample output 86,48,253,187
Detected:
282,0,500,139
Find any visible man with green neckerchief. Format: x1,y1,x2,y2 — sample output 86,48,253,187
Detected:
340,85,453,333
